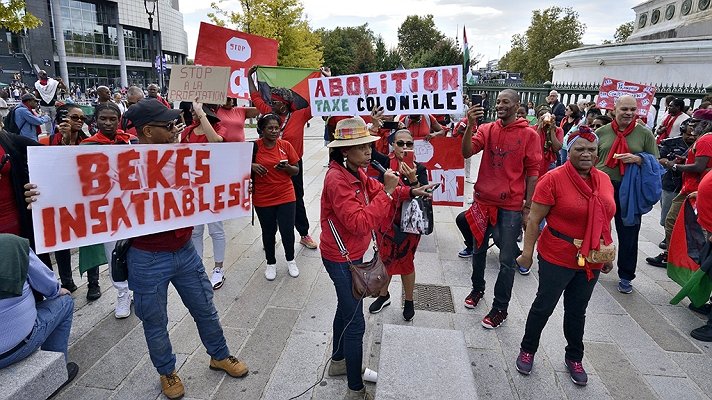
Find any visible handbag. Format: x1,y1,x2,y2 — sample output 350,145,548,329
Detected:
550,227,616,265
400,196,434,235
110,239,133,282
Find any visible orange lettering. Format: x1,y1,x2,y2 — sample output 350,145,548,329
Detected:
214,184,226,211
147,149,173,188
197,186,210,212
162,192,181,219
88,198,109,234
130,192,149,224
227,182,240,207
182,188,195,216
41,207,57,247
110,197,131,232
59,204,87,242
117,150,140,190
152,192,162,221
175,148,192,187
194,150,210,184
76,153,110,196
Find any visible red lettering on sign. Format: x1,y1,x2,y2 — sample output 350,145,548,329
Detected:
130,192,149,225
227,182,240,207
174,148,192,187
197,186,211,212
88,198,109,234
59,204,87,242
117,150,140,190
410,72,419,92
329,78,344,97
194,150,211,184
182,188,195,216
162,192,181,220
76,153,110,196
423,70,438,91
41,207,57,247
391,73,407,93
110,197,131,232
214,184,226,211
362,76,377,95
314,80,326,98
442,67,459,90
346,76,361,96
147,149,173,188
152,192,162,221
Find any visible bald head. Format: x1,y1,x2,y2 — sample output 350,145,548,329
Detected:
496,89,521,124
97,86,111,102
127,86,144,106
499,89,520,103
614,95,637,128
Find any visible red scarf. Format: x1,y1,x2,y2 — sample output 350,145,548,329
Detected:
562,161,613,280
25,104,42,136
464,201,498,248
603,117,637,175
82,129,135,145
656,113,679,145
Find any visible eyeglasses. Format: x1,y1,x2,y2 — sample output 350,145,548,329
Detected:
591,124,604,129
68,115,87,122
395,140,414,148
147,121,176,131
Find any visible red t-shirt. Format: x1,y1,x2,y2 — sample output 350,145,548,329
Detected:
0,146,20,235
399,115,438,139
131,228,193,252
534,166,616,270
250,91,312,158
471,119,542,210
215,107,247,142
252,138,300,207
697,172,712,232
180,122,228,144
680,134,712,194
537,126,565,177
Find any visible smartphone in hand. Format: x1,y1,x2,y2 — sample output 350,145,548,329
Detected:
275,159,289,168
403,151,415,167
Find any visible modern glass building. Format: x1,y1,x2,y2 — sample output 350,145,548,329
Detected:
5,0,189,90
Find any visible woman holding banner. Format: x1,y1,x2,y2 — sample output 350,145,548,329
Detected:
215,97,260,142
251,114,300,281
369,129,429,321
181,101,229,290
320,116,434,400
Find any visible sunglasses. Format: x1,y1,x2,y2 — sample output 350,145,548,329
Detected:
147,121,176,131
68,115,87,122
591,124,604,129
395,140,414,148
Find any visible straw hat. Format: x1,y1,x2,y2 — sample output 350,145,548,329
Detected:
327,117,380,148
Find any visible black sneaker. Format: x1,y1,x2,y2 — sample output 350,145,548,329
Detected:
481,308,508,329
659,240,667,250
86,285,101,301
50,362,79,397
464,290,484,309
688,303,712,315
61,282,78,293
516,350,534,375
368,293,391,314
564,359,588,386
645,252,667,268
690,325,712,342
403,300,415,321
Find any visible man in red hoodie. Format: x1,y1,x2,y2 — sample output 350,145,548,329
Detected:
459,89,542,329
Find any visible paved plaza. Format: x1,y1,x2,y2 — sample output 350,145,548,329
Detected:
52,120,712,400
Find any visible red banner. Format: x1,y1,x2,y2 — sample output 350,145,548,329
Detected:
596,77,656,117
414,137,465,206
194,22,279,99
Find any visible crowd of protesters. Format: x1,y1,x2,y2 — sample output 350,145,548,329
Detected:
3,63,712,400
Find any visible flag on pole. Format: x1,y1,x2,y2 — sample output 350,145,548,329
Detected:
255,66,320,111
463,27,475,85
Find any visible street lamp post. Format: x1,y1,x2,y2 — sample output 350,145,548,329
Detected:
144,0,157,86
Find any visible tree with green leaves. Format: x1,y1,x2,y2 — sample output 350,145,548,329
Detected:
208,0,322,69
374,36,403,71
410,37,462,69
319,24,376,76
397,15,444,64
499,6,586,83
1,0,41,32
614,21,634,43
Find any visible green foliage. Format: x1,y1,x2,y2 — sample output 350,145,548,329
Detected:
0,0,41,32
319,24,376,75
208,0,323,68
397,15,444,64
614,21,634,43
499,6,586,83
374,36,403,71
410,37,462,69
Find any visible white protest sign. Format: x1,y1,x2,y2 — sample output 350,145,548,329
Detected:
28,143,252,253
308,65,464,117
167,65,231,105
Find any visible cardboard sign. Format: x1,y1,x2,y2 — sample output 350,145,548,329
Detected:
596,77,657,116
28,143,253,253
414,137,465,206
308,66,464,117
167,66,231,105
194,22,279,99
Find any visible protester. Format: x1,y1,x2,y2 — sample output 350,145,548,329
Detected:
181,101,228,289
79,103,135,311
518,106,536,126
369,129,430,321
591,115,612,131
33,70,65,135
0,234,78,390
596,95,659,294
248,65,331,250
535,111,564,178
215,97,261,142
584,108,602,126
515,128,615,386
656,99,689,144
251,114,301,281
458,89,541,329
112,92,127,115
559,104,582,164
548,90,566,125
527,101,536,116
689,171,712,341
147,84,171,108
15,94,50,140
398,114,446,141
320,116,433,400
25,98,249,399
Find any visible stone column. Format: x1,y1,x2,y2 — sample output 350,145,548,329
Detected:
50,0,69,85
116,24,128,88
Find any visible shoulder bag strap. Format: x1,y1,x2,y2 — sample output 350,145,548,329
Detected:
362,184,379,252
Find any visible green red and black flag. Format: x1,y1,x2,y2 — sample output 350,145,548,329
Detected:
255,66,321,111
668,198,712,307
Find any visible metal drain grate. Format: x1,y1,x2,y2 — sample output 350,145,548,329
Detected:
402,283,455,313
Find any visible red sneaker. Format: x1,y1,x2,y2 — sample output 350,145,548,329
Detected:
481,308,508,329
464,290,484,309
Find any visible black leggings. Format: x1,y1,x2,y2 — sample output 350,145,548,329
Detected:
291,159,310,237
255,202,296,265
456,211,474,250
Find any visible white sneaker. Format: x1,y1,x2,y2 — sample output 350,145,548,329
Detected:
115,292,131,319
265,264,277,281
210,267,225,290
287,260,299,278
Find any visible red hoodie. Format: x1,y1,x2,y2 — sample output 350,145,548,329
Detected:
471,118,542,210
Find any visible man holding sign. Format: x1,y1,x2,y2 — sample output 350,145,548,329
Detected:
27,100,251,400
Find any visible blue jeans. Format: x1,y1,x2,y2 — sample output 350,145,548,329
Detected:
127,241,229,375
0,295,74,368
323,257,365,391
471,208,522,310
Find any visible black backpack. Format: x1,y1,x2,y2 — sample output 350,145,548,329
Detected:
3,105,21,134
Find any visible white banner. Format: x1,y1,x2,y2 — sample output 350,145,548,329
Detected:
308,65,464,117
28,143,253,253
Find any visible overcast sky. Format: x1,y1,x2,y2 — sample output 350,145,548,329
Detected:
177,0,639,66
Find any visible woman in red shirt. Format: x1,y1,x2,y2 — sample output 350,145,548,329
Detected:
319,116,434,400
215,97,261,142
181,102,228,290
251,114,300,281
514,127,615,386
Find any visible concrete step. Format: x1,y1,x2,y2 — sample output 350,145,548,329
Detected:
0,350,67,400
376,324,478,400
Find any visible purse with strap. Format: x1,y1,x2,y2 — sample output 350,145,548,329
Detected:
549,227,616,265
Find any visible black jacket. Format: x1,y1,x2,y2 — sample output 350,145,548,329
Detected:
551,101,566,126
659,136,688,193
